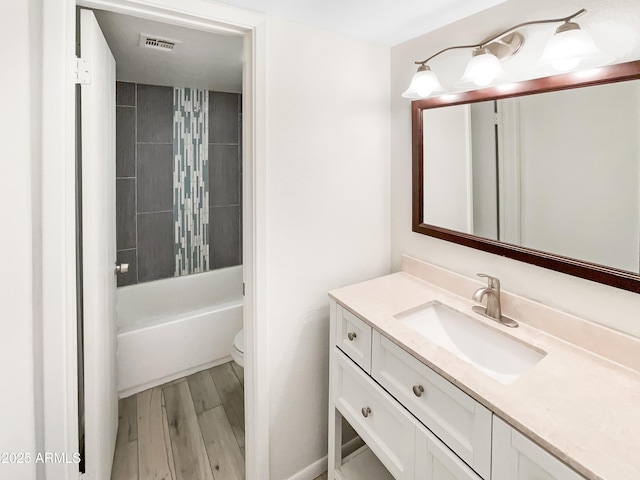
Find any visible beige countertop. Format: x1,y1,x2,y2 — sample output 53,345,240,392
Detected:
329,256,640,480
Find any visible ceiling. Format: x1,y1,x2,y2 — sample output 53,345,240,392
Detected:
208,0,510,46
93,10,244,92
91,1,517,91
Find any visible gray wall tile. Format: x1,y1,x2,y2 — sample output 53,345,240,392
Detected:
137,144,173,213
115,82,244,285
209,144,240,207
116,178,136,250
209,92,239,144
210,205,242,269
116,250,137,287
137,212,174,282
116,106,136,178
116,82,135,106
137,85,173,143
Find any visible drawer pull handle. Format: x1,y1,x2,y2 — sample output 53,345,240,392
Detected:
412,385,425,397
347,332,357,341
361,407,371,418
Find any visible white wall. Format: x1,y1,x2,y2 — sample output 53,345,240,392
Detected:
20,0,388,478
0,0,40,478
264,17,390,478
391,0,640,339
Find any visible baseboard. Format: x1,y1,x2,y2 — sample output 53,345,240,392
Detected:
118,355,233,398
286,436,365,480
341,436,366,458
287,456,327,480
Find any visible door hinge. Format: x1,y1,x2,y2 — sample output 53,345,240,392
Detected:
242,282,245,296
75,57,91,85
494,112,502,126
79,473,92,480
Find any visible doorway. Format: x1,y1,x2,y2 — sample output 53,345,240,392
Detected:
75,1,262,478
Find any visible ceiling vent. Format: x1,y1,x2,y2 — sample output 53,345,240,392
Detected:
139,34,181,52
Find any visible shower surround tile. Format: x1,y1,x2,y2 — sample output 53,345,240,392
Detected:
116,81,136,107
116,106,136,178
209,92,239,144
174,87,210,276
210,205,241,269
137,212,174,283
137,144,173,213
209,144,240,207
115,82,242,287
116,178,136,250
137,85,173,143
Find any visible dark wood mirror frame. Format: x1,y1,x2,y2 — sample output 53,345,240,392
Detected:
412,59,640,294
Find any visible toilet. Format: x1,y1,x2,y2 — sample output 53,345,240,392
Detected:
231,329,244,367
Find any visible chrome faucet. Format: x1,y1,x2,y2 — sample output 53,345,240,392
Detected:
471,274,518,328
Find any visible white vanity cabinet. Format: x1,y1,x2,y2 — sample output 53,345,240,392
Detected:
328,300,588,480
372,331,492,479
492,417,586,480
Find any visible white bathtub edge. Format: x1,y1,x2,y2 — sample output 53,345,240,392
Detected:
117,299,243,335
117,303,243,396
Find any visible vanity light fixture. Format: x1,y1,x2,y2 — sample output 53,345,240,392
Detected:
538,20,603,71
458,47,508,87
402,8,605,99
401,64,446,98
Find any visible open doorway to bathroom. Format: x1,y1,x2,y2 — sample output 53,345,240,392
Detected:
77,6,248,479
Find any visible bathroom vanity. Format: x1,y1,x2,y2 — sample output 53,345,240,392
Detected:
327,256,640,480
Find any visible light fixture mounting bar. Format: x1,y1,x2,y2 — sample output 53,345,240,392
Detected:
414,8,587,66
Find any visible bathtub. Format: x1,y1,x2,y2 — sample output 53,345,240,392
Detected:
116,266,243,397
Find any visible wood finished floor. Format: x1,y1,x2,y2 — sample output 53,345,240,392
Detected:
111,361,246,480
111,360,327,480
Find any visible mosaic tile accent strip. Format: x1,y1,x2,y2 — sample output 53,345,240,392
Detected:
173,88,210,275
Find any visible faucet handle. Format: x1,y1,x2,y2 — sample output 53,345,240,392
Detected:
476,273,500,291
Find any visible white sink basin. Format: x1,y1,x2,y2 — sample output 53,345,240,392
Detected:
394,301,545,384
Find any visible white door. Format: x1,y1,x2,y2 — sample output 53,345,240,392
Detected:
80,9,118,480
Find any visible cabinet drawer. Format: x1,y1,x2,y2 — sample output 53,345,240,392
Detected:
415,422,482,480
336,304,372,373
332,348,415,480
492,416,586,480
372,331,492,479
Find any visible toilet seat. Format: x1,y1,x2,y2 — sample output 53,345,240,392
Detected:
231,329,244,367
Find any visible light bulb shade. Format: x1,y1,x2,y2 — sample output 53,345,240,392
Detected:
458,50,507,88
401,67,446,99
539,22,604,72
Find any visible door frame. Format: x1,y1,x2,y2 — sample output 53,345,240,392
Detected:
41,1,268,479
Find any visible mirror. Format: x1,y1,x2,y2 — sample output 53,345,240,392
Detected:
412,60,640,293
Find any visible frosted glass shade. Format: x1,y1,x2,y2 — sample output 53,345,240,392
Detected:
459,51,506,87
539,23,603,72
402,67,445,99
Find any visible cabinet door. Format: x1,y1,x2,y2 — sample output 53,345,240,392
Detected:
415,422,482,480
332,348,415,480
492,417,586,480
